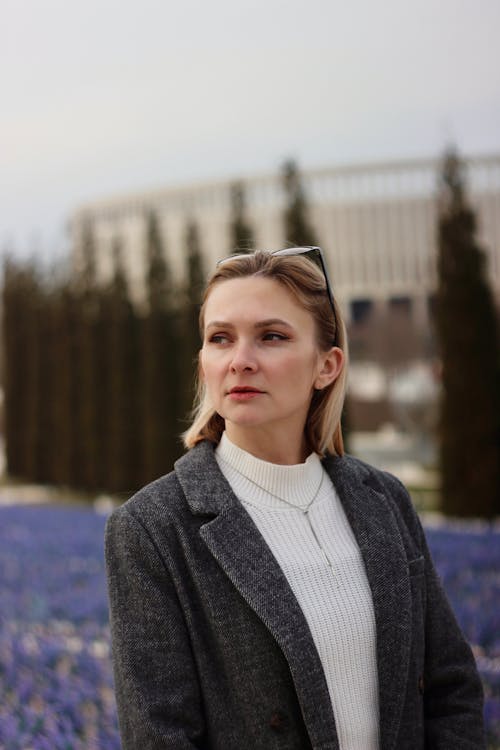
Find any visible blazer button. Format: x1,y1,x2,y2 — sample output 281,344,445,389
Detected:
269,711,287,732
418,675,425,695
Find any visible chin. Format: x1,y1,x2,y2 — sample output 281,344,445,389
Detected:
224,413,268,429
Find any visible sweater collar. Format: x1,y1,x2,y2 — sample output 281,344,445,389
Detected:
215,432,324,510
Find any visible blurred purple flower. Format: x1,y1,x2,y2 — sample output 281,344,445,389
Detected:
0,505,498,747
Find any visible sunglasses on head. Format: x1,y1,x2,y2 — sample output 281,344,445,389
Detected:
216,246,339,347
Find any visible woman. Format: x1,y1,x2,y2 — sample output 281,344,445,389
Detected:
105,247,485,750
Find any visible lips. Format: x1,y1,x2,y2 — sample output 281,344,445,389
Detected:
227,386,264,401
229,386,263,394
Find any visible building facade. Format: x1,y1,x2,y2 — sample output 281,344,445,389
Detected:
70,153,500,322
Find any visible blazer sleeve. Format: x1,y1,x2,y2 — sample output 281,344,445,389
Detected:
105,505,206,749
380,471,486,749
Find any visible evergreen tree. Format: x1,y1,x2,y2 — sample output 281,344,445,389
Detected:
181,219,205,417
435,148,500,518
2,259,36,478
76,217,97,294
2,259,80,487
106,238,141,494
49,282,77,486
229,181,254,252
22,271,42,480
145,210,172,311
142,212,180,483
94,283,113,490
35,280,58,484
73,221,101,490
282,159,319,247
185,220,205,306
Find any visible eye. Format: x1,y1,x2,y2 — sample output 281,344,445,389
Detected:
262,332,289,342
208,333,230,344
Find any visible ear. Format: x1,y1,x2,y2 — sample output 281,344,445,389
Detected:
314,347,344,390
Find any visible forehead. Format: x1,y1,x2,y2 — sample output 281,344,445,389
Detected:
203,276,313,327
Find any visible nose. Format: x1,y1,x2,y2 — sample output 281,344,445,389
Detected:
229,340,257,373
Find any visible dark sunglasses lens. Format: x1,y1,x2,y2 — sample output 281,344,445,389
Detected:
304,249,321,269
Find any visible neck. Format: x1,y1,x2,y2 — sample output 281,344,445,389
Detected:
225,424,308,465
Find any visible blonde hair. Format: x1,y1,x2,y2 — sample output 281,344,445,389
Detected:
182,250,348,456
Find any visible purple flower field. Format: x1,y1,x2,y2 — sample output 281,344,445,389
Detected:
0,505,499,749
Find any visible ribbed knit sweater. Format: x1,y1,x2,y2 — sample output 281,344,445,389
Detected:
216,432,380,750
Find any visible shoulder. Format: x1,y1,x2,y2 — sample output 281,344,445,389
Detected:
104,441,228,571
104,469,186,551
118,469,184,519
324,451,410,497
324,452,424,546
106,440,221,533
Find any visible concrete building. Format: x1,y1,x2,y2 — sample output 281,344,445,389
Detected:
70,153,500,323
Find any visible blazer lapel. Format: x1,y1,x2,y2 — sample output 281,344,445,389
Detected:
175,442,340,750
323,455,413,750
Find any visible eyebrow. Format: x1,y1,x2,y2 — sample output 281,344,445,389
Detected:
205,318,294,331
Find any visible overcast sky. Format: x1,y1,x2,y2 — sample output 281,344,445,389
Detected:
2,0,500,260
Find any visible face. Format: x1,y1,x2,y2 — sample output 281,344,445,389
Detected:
200,276,342,457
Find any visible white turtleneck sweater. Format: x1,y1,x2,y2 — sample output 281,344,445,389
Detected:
215,432,380,750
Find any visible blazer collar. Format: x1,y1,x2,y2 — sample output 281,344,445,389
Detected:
174,440,236,515
175,442,412,750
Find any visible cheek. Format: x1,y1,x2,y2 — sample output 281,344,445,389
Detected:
199,350,212,390
199,351,222,389
275,351,318,384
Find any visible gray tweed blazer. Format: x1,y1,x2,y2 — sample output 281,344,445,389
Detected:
105,440,485,750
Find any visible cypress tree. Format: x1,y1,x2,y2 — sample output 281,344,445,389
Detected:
282,159,319,247
229,181,254,252
106,238,141,494
94,283,113,490
185,220,205,305
34,279,55,483
49,282,76,486
2,259,20,476
181,219,205,419
145,210,172,311
2,259,35,478
9,262,52,483
2,258,79,487
142,211,180,483
73,220,101,490
22,269,42,480
435,148,500,518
